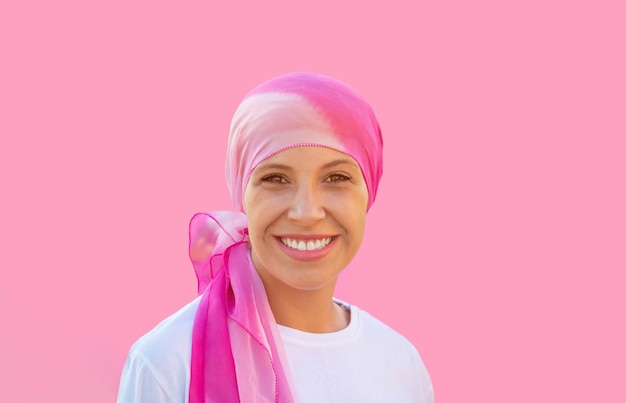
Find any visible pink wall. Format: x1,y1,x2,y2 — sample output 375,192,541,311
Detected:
1,1,624,402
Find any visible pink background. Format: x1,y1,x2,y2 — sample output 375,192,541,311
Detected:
1,1,624,402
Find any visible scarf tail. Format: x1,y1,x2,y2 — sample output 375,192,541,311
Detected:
189,220,296,402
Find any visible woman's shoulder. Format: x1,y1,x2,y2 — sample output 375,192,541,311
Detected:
118,297,201,402
127,296,201,366
329,300,434,401
347,302,425,362
129,297,200,378
340,302,415,345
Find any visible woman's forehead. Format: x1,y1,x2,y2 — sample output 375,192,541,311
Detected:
253,146,360,173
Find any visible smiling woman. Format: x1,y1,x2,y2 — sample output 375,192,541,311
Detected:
117,72,433,402
246,147,368,295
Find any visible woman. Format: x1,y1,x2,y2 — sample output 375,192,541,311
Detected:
118,72,433,402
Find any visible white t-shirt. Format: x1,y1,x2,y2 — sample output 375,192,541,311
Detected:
118,297,433,403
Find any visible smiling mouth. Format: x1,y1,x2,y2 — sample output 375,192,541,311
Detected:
280,237,333,251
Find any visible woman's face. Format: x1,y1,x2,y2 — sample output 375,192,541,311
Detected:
243,146,369,294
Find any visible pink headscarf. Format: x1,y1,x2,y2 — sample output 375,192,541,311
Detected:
189,72,383,402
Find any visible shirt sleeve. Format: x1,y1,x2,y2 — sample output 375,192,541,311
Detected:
117,349,176,403
423,379,434,403
413,347,434,403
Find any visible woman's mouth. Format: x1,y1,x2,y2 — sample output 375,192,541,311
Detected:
279,237,333,251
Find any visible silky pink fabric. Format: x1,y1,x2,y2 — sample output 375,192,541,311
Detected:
189,72,383,402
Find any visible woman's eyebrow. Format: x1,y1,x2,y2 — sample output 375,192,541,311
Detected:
255,162,292,172
321,159,359,170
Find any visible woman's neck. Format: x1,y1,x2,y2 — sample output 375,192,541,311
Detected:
261,278,350,333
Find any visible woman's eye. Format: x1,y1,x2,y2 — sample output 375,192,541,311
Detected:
326,173,351,183
261,175,287,184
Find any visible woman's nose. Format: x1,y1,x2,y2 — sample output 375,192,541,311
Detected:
287,185,325,225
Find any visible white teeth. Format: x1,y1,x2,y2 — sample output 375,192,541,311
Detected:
280,237,332,251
